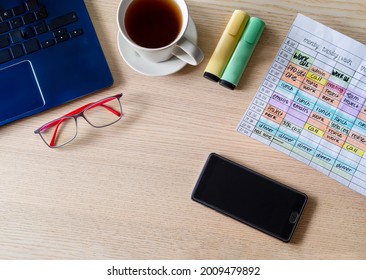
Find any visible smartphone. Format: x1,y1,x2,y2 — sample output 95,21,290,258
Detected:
191,153,308,242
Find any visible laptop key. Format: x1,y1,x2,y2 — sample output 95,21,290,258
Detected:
35,7,48,20
22,27,35,39
10,30,23,43
40,39,55,48
10,17,23,29
26,0,39,11
70,28,83,38
12,4,26,16
53,28,67,37
55,34,69,43
0,49,11,64
48,12,78,30
22,13,36,25
10,44,25,58
0,22,10,34
0,35,10,48
0,10,13,21
34,21,47,34
23,38,40,54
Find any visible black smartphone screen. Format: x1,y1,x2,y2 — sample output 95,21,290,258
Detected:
191,153,308,242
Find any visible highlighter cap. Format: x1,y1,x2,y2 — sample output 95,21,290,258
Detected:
242,17,265,45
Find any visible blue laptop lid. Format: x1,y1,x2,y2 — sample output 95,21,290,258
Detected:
0,0,113,126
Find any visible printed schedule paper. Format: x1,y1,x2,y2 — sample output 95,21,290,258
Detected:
237,14,366,197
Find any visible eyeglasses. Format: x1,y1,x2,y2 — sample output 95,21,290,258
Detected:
34,93,123,148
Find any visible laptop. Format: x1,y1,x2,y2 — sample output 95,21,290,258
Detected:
0,0,113,126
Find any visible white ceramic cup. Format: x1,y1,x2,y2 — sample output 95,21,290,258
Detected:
117,0,204,65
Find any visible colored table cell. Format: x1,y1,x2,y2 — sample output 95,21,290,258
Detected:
330,68,352,84
307,71,327,86
290,101,312,117
325,127,347,142
292,147,313,161
291,50,314,70
331,166,353,181
303,77,324,92
295,138,318,155
281,119,303,134
319,92,340,107
329,121,350,136
346,129,366,151
304,123,325,137
310,111,330,127
345,91,366,105
353,119,366,134
257,121,278,136
312,156,333,171
338,100,362,117
281,62,307,87
307,115,328,131
322,87,342,101
299,83,321,98
269,95,291,112
294,93,316,111
271,92,292,107
284,113,306,128
272,136,295,151
333,160,357,176
314,102,335,119
323,133,346,148
278,80,299,95
326,80,346,95
333,110,356,127
276,129,298,145
263,104,285,124
310,65,330,79
253,126,275,142
313,150,336,166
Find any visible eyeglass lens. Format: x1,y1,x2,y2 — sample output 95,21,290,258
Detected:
40,117,77,147
84,96,122,127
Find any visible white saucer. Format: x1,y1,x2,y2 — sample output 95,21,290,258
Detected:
117,17,198,76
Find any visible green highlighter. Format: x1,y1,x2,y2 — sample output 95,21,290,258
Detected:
219,17,265,90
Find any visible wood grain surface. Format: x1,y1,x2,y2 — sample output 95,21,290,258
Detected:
0,0,365,259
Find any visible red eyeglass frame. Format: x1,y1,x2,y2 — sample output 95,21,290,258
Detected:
34,93,123,148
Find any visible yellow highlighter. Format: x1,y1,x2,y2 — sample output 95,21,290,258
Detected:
203,10,250,82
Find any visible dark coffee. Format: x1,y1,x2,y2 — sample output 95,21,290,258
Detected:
125,0,182,49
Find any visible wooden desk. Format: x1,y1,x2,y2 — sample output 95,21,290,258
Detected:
1,0,365,259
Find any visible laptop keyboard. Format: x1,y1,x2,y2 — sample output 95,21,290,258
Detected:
0,0,84,64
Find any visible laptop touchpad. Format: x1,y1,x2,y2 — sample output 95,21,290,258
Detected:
0,61,44,123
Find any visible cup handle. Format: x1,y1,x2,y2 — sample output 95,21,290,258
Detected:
172,37,204,66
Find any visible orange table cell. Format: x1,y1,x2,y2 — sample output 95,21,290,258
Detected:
323,133,345,147
346,131,366,151
303,77,324,91
358,112,366,122
322,87,342,101
300,83,321,98
310,112,330,126
307,115,328,131
263,104,285,125
319,92,340,107
325,127,347,142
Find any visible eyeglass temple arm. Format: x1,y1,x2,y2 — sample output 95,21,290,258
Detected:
85,98,122,117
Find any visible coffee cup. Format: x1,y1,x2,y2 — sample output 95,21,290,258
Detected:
117,0,204,65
